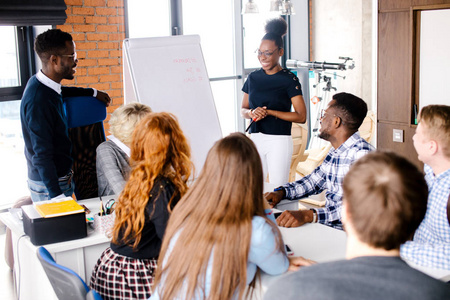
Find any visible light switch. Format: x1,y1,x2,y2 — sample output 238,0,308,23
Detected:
393,129,404,143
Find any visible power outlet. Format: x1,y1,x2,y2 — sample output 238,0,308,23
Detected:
393,129,404,143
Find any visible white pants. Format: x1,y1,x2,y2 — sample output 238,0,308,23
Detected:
251,133,293,186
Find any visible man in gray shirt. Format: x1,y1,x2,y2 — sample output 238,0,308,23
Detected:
264,152,450,300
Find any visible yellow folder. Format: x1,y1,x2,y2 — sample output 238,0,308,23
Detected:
34,198,85,218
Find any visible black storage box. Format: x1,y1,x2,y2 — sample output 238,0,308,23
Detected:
22,204,87,246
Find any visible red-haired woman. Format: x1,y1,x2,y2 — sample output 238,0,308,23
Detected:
90,112,192,300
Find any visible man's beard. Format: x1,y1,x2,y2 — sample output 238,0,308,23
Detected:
318,130,331,141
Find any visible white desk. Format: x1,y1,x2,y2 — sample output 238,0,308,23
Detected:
4,186,447,300
249,197,347,300
256,184,450,298
2,187,345,300
0,197,113,300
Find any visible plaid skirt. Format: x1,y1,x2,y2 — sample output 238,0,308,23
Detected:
89,247,157,300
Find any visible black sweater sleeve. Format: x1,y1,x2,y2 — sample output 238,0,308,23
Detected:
61,86,95,98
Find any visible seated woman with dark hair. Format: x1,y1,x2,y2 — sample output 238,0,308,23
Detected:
90,112,192,300
96,102,151,196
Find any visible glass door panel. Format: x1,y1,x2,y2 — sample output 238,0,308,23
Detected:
210,80,237,137
183,0,238,134
242,1,281,69
182,0,235,78
0,26,20,87
126,0,171,38
0,100,28,208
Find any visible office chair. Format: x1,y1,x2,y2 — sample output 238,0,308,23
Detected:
64,96,107,200
37,246,102,300
358,110,376,144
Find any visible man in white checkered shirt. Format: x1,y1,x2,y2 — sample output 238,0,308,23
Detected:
401,105,450,270
266,92,374,230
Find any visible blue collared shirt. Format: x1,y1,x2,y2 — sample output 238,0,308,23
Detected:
401,165,450,270
283,132,374,229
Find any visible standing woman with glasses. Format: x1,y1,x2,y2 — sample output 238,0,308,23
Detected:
241,18,306,186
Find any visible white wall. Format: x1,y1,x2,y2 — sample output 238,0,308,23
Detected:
419,9,450,110
310,0,373,109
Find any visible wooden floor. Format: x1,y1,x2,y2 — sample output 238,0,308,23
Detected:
0,224,16,300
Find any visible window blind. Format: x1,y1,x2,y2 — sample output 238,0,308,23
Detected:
0,0,67,26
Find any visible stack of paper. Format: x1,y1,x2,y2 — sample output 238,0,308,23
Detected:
34,198,85,218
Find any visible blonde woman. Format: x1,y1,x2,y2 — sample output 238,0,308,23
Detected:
151,133,309,300
96,102,151,196
90,112,192,300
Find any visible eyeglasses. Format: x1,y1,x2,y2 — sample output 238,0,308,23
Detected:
59,52,77,60
320,109,346,124
255,48,280,58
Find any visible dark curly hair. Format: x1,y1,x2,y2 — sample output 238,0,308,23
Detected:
262,17,287,48
34,29,73,62
330,92,368,132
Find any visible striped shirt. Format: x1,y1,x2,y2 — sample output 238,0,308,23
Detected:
401,165,450,270
96,139,130,197
283,132,374,229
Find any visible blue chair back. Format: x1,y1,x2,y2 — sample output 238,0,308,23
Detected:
64,96,107,130
37,246,103,300
64,97,107,199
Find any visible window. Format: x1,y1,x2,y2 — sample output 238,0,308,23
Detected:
0,26,34,101
126,0,171,38
0,26,35,209
126,0,244,136
182,0,239,136
242,1,281,69
0,27,20,87
124,1,297,136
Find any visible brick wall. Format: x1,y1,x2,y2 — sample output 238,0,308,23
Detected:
58,0,126,129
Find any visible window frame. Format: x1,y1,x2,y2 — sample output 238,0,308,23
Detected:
124,1,296,133
0,26,35,102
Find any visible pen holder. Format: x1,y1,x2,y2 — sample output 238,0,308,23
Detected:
93,212,115,236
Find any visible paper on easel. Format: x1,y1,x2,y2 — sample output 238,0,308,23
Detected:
34,197,85,218
299,192,326,207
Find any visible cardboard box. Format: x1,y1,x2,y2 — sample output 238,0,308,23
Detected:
22,204,87,246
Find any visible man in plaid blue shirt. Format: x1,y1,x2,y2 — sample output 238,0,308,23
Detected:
401,105,450,270
266,93,374,230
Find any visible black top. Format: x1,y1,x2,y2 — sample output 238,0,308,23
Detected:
20,75,94,197
110,177,180,259
242,68,302,136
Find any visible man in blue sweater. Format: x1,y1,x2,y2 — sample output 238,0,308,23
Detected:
20,29,111,202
